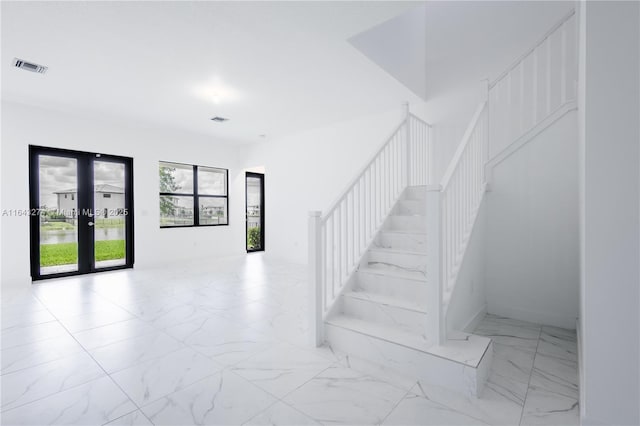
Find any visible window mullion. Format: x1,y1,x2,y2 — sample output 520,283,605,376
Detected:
193,165,199,226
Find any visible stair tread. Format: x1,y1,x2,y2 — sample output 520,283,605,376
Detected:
358,266,427,282
369,247,427,256
326,315,492,368
326,314,434,353
343,290,427,313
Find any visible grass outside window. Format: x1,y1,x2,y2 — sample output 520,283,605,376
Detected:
39,240,125,266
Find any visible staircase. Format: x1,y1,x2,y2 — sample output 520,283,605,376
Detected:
323,186,492,396
308,7,577,400
327,185,429,342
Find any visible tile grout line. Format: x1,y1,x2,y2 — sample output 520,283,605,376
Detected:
100,408,154,426
34,288,235,425
239,358,349,424
378,386,414,425
24,290,151,423
1,294,122,414
518,325,543,426
6,258,421,425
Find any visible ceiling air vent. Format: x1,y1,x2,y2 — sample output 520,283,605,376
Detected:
13,58,48,74
210,116,229,123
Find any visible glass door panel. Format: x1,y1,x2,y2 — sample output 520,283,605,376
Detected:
93,160,126,268
246,173,264,252
37,155,79,275
30,146,134,280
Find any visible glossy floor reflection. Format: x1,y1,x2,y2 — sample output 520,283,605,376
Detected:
1,254,578,425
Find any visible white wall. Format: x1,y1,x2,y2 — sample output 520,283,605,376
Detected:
1,101,246,285
485,110,579,329
446,198,487,333
241,107,411,264
431,122,467,183
578,2,640,425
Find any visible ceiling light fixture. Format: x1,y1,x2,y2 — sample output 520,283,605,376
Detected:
192,77,242,105
13,58,48,74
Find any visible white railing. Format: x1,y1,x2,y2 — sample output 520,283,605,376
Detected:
408,114,433,186
310,9,576,347
426,102,488,344
428,9,576,343
488,9,577,159
309,105,432,346
442,103,488,292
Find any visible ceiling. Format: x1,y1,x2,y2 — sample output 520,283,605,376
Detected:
2,1,574,143
1,1,419,144
350,1,574,122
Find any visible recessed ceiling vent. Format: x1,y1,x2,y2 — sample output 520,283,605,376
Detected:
210,116,229,122
13,58,48,74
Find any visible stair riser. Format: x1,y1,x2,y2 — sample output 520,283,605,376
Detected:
395,199,427,215
340,295,427,336
325,323,492,397
403,186,428,201
365,251,427,280
356,271,428,301
376,233,427,253
387,215,426,232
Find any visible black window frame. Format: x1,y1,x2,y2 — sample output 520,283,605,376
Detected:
159,161,229,228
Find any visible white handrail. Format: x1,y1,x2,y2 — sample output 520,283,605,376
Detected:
309,8,578,349
408,114,433,186
488,9,577,159
436,104,488,300
489,8,576,89
440,101,487,189
308,105,432,346
322,121,405,221
433,8,578,341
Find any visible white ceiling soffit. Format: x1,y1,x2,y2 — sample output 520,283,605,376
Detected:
1,1,420,144
349,1,575,103
349,4,428,100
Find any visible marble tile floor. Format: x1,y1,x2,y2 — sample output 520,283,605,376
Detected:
0,254,579,425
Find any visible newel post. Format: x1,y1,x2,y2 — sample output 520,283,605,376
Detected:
404,102,411,187
426,186,445,345
308,211,323,347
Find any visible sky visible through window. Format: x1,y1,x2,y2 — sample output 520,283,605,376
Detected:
39,156,124,209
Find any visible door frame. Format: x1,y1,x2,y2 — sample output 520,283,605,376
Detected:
245,172,265,253
29,145,134,281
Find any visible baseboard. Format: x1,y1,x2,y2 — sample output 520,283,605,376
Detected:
487,303,577,329
462,303,488,333
0,274,33,287
579,414,614,426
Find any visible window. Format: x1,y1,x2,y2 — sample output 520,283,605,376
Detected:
159,161,228,227
103,193,111,198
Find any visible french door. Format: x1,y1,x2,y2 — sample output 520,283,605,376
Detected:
29,146,134,280
246,172,264,252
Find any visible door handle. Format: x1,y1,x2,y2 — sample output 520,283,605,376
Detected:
88,221,95,227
